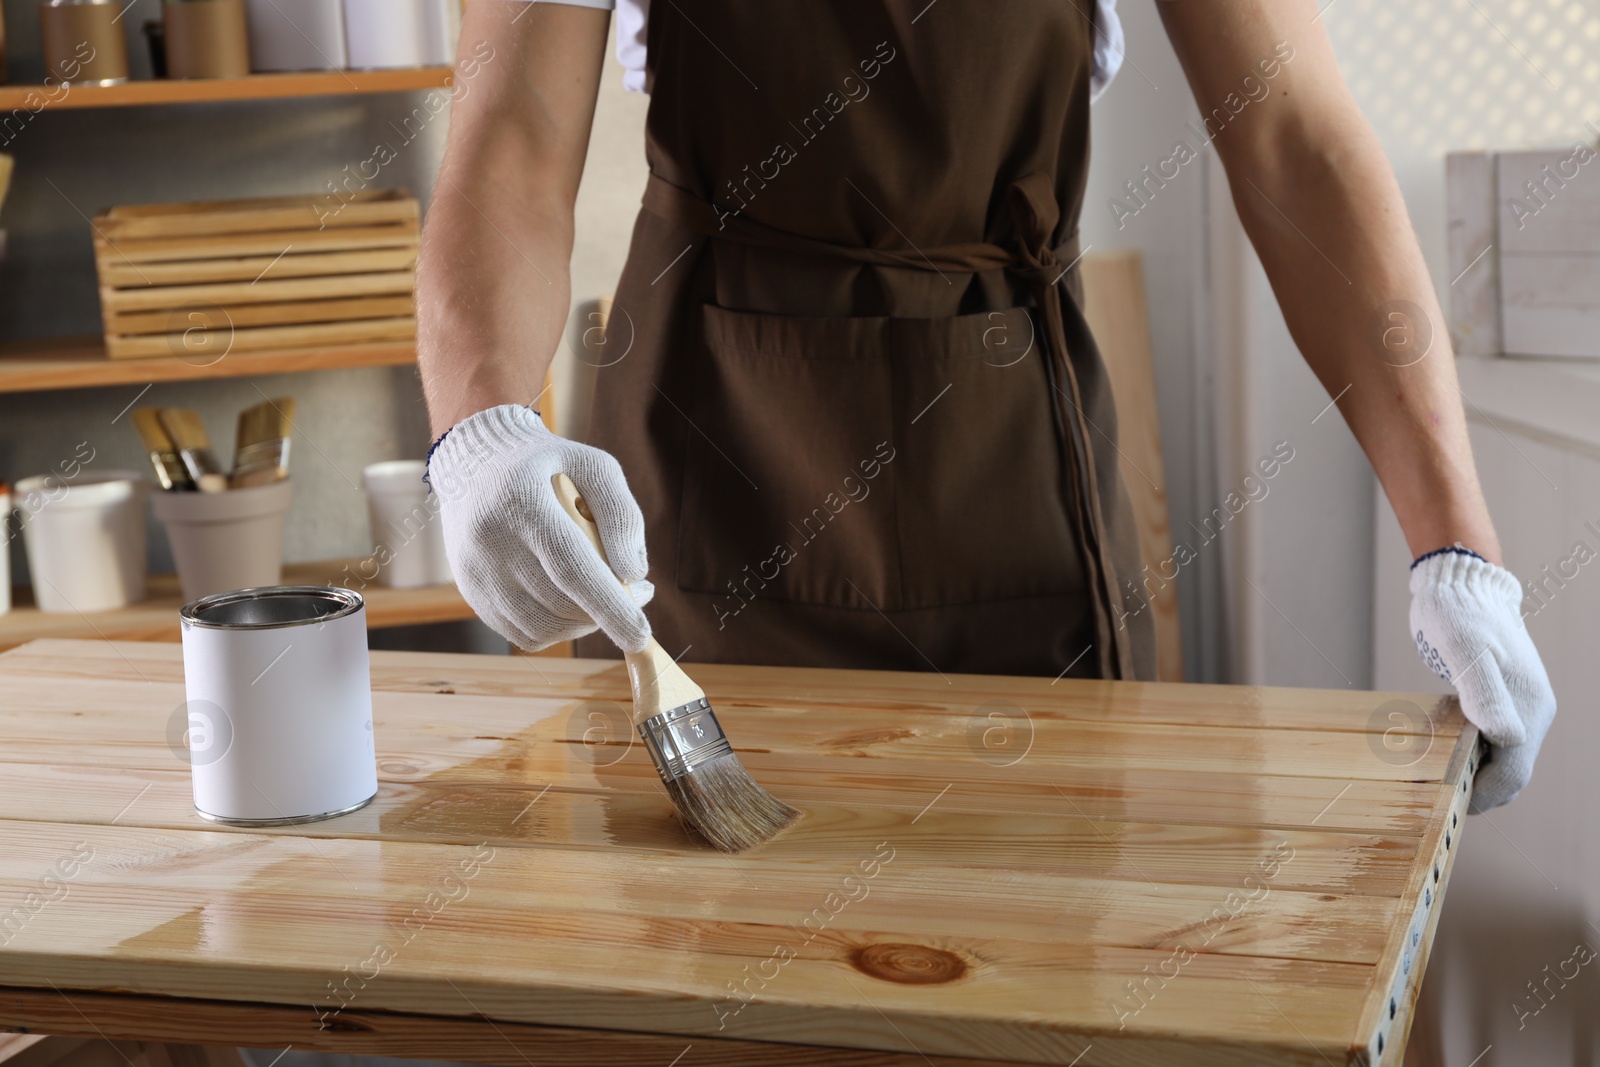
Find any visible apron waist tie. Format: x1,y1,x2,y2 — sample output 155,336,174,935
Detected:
641,171,1134,681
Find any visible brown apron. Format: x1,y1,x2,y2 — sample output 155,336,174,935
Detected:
578,0,1157,681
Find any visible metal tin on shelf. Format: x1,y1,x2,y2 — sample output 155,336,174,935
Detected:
162,0,250,79
39,0,130,85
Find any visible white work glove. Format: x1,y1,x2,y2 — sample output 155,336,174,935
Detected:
1409,548,1555,811
426,404,653,653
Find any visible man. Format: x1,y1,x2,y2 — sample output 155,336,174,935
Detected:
418,0,1554,809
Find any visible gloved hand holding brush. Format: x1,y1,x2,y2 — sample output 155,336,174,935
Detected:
1409,546,1556,811
426,404,654,653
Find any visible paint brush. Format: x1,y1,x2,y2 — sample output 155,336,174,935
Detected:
157,408,229,492
230,396,294,488
552,472,801,852
129,407,194,491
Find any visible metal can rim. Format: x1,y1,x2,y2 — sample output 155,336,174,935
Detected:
180,584,365,630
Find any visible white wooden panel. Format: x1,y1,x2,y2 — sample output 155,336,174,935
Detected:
1500,250,1600,358
1494,147,1600,359
1445,151,1500,357
1496,148,1600,254
1502,303,1600,359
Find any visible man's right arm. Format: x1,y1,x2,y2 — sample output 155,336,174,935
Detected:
417,0,611,438
418,4,654,655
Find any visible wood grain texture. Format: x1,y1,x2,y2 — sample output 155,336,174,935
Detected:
1079,251,1184,681
101,317,416,361
0,562,471,651
0,640,1473,1066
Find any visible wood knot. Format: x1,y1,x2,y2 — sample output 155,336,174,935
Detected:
826,727,917,749
849,943,967,985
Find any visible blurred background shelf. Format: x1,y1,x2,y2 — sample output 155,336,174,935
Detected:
0,68,454,111
0,335,417,393
0,556,470,651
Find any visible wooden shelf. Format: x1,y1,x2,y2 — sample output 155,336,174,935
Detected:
0,335,416,393
0,557,473,651
0,68,453,111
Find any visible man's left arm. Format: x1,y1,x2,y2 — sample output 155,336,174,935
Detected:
1158,0,1555,809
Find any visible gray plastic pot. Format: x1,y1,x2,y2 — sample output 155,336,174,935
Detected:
152,477,293,601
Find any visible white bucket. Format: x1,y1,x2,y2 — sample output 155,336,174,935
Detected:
179,585,376,824
342,0,455,68
152,478,294,602
362,460,451,589
14,470,148,613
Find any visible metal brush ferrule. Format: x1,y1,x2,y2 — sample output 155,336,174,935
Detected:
638,698,732,782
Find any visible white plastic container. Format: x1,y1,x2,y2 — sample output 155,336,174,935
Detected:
179,585,377,824
362,460,451,588
0,484,11,618
244,0,346,71
152,478,293,602
14,470,147,613
342,0,456,68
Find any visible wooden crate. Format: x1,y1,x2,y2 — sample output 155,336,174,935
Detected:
91,190,418,361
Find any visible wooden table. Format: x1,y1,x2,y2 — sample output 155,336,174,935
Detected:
0,638,1478,1067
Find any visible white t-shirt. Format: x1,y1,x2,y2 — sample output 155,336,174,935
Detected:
533,0,1125,100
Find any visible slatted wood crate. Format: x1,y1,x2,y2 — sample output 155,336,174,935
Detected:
91,190,418,360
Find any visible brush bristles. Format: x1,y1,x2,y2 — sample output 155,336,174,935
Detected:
662,754,801,852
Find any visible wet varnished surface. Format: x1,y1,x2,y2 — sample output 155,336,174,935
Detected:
0,639,1476,1066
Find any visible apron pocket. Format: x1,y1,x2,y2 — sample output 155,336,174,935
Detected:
677,303,1082,612
889,307,1084,609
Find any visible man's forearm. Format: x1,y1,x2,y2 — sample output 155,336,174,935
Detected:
1228,111,1501,565
417,176,572,438
415,1,609,440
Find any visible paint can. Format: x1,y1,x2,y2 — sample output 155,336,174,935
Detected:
179,585,377,825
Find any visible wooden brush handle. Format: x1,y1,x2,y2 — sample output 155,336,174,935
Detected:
551,473,608,560
550,474,703,716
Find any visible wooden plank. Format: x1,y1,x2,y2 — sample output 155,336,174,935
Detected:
0,672,1464,789
0,985,1088,1067
108,296,415,335
98,248,418,288
0,335,417,394
1494,148,1600,359
104,317,415,360
1444,150,1499,358
100,224,419,264
1501,253,1600,359
1080,250,1184,681
0,733,1450,837
0,561,470,651
0,69,452,112
99,273,415,313
96,192,416,240
0,766,1420,889
0,817,1397,963
1496,147,1600,255
0,639,1462,736
0,873,1374,1064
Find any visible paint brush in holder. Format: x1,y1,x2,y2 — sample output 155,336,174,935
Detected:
157,408,229,492
230,396,294,488
552,472,801,852
130,407,194,491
